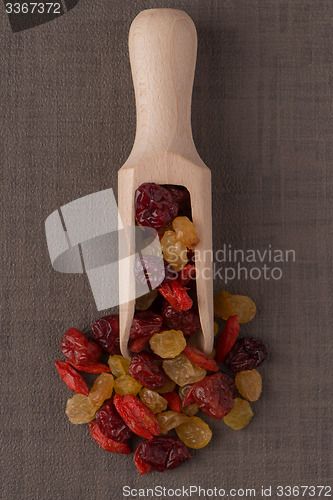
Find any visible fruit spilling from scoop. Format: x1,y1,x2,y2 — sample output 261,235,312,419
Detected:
55,183,268,473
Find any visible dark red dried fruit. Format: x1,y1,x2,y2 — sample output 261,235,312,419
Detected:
135,183,179,231
113,394,161,440
135,436,192,472
225,337,267,372
183,345,219,372
161,302,200,336
164,185,190,215
134,255,166,289
88,421,131,455
55,360,89,396
216,315,240,364
95,399,134,443
134,442,152,474
91,315,120,355
129,311,163,339
177,264,196,286
61,328,102,366
129,352,166,390
163,391,182,413
187,372,234,420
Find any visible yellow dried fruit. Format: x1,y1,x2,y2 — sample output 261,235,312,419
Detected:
176,416,212,449
157,411,190,434
65,394,97,424
223,398,254,430
155,378,177,394
139,388,168,414
108,355,130,378
163,353,206,386
88,373,114,408
135,290,158,311
207,348,216,359
214,291,256,323
178,385,200,417
161,230,188,271
114,374,142,396
235,369,262,402
172,216,200,250
149,330,186,359
214,321,219,336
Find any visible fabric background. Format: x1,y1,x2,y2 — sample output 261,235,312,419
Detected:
0,1,332,498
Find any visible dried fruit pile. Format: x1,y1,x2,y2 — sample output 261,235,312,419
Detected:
55,183,268,474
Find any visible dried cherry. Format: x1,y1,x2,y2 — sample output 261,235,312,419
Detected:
135,436,191,472
161,301,200,336
91,315,120,355
61,328,102,366
135,183,179,231
129,352,166,390
225,338,267,372
95,399,134,443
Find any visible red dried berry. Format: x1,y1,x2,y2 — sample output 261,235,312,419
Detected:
113,394,161,440
91,315,120,355
61,328,102,366
215,315,240,364
161,302,200,336
129,352,166,390
129,336,151,353
135,183,179,231
55,361,89,396
177,264,196,286
95,399,134,443
134,255,166,289
164,185,190,215
68,361,110,374
136,436,192,472
134,443,152,475
183,345,219,372
88,421,131,455
158,279,193,312
225,337,267,372
129,311,163,339
187,372,234,420
163,391,182,413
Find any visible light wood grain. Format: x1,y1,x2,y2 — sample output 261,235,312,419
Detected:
118,8,213,359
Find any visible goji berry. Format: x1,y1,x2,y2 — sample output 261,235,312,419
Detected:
215,315,240,364
55,360,89,396
158,279,192,311
68,361,110,374
163,391,182,413
183,345,219,372
88,421,131,455
113,394,161,440
61,328,102,366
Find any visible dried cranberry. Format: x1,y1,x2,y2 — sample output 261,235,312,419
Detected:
136,436,191,472
161,302,200,336
134,255,175,289
91,315,120,355
130,311,162,339
189,372,234,420
177,264,196,286
225,337,267,372
61,328,102,366
135,183,179,231
129,352,166,390
95,399,134,443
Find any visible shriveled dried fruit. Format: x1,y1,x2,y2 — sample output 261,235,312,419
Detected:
163,353,206,386
129,311,163,353
88,420,131,454
187,372,234,420
183,345,219,372
177,264,195,286
88,373,114,408
225,337,267,372
135,183,179,231
135,290,158,311
114,393,161,440
161,230,188,271
149,330,186,359
158,280,193,312
163,391,181,413
214,291,256,323
108,355,130,378
55,361,89,396
216,315,240,363
161,301,200,336
223,398,254,430
134,442,152,475
164,185,190,215
65,394,97,424
95,399,134,443
135,436,191,471
157,411,190,434
155,377,176,394
129,352,165,390
172,216,200,250
176,416,212,449
134,255,166,290
139,388,168,414
114,374,142,396
91,315,120,355
61,328,102,366
235,369,262,402
68,361,110,374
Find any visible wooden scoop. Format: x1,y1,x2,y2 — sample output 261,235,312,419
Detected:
118,8,213,359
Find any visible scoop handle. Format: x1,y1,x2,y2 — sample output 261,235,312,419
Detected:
128,9,200,163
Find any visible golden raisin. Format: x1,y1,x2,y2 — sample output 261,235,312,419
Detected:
176,416,212,449
214,291,256,323
223,398,254,430
65,394,97,424
161,230,188,271
208,348,216,359
214,321,219,337
149,330,186,359
235,369,262,402
139,388,168,414
114,374,142,396
88,373,114,408
163,353,206,386
135,290,158,311
157,411,190,434
172,216,200,250
108,355,130,378
155,378,177,394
